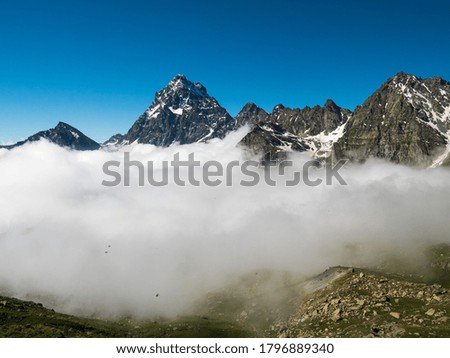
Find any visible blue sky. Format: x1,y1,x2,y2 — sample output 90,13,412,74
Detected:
1,0,449,143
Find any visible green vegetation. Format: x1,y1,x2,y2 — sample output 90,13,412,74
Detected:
1,244,449,338
0,296,251,338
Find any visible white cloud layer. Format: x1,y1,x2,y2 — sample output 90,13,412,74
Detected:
1,129,450,318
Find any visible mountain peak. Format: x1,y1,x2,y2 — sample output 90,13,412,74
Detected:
172,74,187,81
390,71,420,84
235,102,269,127
124,75,234,146
164,74,208,98
55,121,76,130
168,74,187,86
241,102,260,111
324,99,338,109
273,104,285,112
335,71,450,166
1,122,99,151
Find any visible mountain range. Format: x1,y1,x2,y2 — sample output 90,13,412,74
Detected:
2,72,450,167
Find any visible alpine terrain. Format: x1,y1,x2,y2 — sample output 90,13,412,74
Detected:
2,72,450,167
334,72,450,167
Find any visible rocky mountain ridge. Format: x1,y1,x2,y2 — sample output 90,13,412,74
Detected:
334,72,450,166
2,72,450,167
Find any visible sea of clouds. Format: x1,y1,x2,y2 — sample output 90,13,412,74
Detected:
1,127,450,318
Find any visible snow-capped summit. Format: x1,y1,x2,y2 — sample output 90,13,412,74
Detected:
165,74,208,98
123,75,236,146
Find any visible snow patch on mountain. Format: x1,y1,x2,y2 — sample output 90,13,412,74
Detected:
431,131,450,168
169,106,183,115
392,75,450,135
305,119,349,159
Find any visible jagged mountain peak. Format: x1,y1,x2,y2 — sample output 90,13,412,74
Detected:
4,72,450,167
387,73,450,129
123,75,235,146
168,74,188,87
266,99,351,137
241,102,260,111
165,74,208,98
103,133,125,146
386,72,450,93
54,121,79,131
238,102,269,116
272,100,345,115
324,99,339,110
382,72,423,93
172,73,187,81
235,102,269,127
391,71,418,82
272,104,285,112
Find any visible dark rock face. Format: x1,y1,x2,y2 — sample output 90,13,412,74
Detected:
238,100,350,160
239,121,311,160
269,99,351,137
234,102,269,127
123,75,236,146
334,72,450,166
1,122,100,151
238,73,450,166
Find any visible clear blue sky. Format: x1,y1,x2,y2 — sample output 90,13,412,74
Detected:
1,0,449,143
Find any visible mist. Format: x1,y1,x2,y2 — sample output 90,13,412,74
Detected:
1,128,450,318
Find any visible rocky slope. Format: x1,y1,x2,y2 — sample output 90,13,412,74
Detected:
272,267,449,338
239,122,311,160
197,244,450,338
334,72,450,166
1,244,448,338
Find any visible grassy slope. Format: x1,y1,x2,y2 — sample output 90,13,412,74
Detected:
1,244,449,338
0,296,251,338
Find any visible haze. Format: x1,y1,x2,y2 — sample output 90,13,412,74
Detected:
1,128,449,318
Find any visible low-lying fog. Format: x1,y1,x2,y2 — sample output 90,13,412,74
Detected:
1,127,449,318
